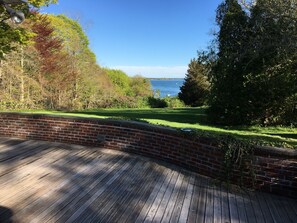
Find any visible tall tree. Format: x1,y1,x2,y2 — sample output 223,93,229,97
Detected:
207,0,297,125
179,51,210,107
32,13,74,108
208,0,249,125
47,14,115,109
243,0,297,124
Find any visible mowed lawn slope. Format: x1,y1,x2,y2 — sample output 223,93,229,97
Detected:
11,107,297,149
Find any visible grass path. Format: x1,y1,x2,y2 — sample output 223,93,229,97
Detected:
9,107,297,149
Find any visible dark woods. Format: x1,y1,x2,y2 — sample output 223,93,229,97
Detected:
179,0,297,126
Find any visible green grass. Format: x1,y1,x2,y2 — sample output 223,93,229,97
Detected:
8,107,297,149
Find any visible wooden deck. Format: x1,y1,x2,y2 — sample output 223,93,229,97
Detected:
0,138,296,223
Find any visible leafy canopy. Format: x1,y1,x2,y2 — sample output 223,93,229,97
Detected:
0,0,58,59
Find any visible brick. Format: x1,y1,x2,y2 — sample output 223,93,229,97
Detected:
0,114,297,198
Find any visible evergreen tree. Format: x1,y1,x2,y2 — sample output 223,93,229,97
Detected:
207,0,297,125
208,0,249,125
244,0,297,125
178,52,210,107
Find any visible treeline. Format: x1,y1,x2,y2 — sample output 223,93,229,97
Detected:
179,0,297,126
0,12,152,110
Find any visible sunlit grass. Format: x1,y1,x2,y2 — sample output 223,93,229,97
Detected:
5,107,297,149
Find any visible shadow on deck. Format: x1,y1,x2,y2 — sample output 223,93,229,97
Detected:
0,137,296,223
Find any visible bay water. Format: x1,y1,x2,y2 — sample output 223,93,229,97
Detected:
149,79,184,98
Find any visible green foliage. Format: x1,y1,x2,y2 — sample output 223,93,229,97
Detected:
163,97,185,108
218,135,255,187
28,0,58,7
208,0,250,125
145,96,185,109
179,51,210,107
207,0,297,126
242,0,297,125
147,97,168,108
0,12,155,111
44,14,117,110
104,69,152,103
47,14,90,56
0,0,58,59
130,75,152,97
104,69,133,96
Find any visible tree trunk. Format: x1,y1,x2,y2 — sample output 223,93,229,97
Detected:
20,48,24,104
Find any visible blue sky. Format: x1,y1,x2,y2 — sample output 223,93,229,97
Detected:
42,0,222,78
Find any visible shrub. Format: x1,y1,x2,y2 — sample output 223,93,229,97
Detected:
164,97,185,108
147,97,168,108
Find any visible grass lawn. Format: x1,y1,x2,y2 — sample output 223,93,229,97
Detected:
9,107,297,149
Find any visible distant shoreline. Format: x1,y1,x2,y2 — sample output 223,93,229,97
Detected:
147,77,184,80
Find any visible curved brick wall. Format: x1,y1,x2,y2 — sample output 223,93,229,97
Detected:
0,113,296,198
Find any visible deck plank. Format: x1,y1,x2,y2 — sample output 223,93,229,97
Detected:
101,161,158,223
87,160,148,222
0,138,296,223
0,149,93,207
51,154,125,222
114,163,164,223
213,184,222,223
161,173,184,223
153,170,180,222
240,190,257,223
186,176,200,223
235,190,248,223
30,154,126,223
179,175,195,223
64,160,132,223
135,167,172,223
10,150,102,222
204,179,214,223
143,168,176,222
195,177,209,223
228,188,240,223
170,172,190,223
255,192,275,223
123,164,166,223
263,192,288,223
247,190,265,223
278,196,297,222
220,185,230,223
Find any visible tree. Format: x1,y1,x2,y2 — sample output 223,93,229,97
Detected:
207,0,297,125
0,0,58,59
47,14,115,109
130,75,152,97
32,13,74,108
178,51,210,107
243,0,297,124
105,69,133,96
208,0,249,125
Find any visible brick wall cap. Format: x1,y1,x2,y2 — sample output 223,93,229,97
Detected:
1,112,295,158
0,111,181,133
255,145,297,158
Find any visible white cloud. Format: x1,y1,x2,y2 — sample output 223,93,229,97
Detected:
110,66,187,78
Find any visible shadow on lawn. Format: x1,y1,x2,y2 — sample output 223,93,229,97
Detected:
225,132,297,149
267,133,297,140
65,108,297,149
67,107,209,125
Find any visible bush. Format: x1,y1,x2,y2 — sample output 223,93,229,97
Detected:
147,97,168,108
164,97,185,108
